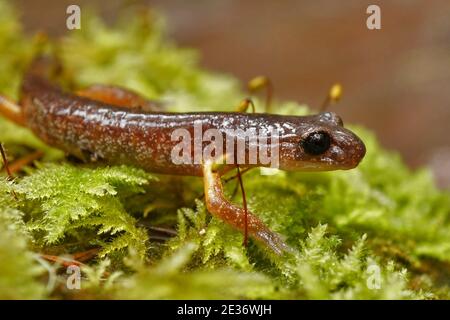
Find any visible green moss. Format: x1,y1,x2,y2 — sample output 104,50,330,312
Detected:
0,0,448,299
0,181,46,299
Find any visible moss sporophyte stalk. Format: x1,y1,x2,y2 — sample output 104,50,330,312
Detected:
0,0,449,299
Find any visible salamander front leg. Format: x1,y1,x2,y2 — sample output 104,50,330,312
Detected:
202,160,291,255
0,95,26,126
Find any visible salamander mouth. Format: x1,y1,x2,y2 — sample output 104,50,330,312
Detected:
280,161,358,171
280,141,366,171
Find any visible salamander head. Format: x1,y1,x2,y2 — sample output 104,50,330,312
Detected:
279,112,366,171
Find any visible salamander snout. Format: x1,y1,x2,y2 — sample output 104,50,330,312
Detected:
316,112,366,168
326,127,366,169
279,119,366,171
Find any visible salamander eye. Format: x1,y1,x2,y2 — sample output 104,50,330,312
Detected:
301,131,331,155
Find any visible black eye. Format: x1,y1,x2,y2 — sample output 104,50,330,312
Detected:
301,131,331,155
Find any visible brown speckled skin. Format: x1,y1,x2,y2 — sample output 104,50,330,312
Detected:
19,67,366,177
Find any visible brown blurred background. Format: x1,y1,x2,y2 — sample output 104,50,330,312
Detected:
14,0,450,188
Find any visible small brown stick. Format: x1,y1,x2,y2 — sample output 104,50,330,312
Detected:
229,168,253,199
39,254,86,268
223,167,253,184
72,248,100,262
40,248,100,268
40,247,101,270
150,235,172,242
147,226,178,236
0,143,13,179
0,143,17,199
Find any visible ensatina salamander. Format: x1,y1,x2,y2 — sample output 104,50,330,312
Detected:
0,57,366,254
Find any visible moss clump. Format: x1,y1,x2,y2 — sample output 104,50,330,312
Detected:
0,1,448,299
